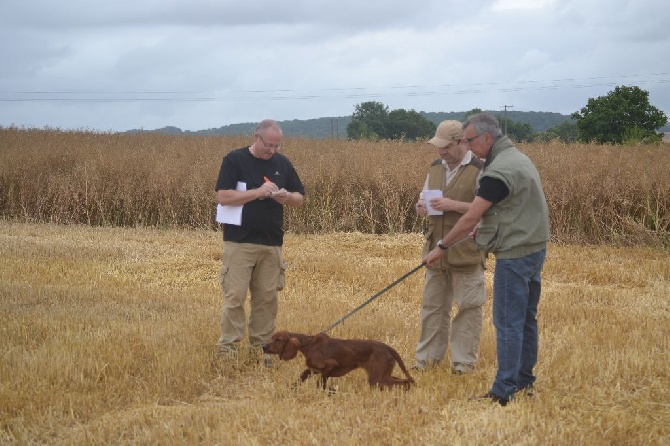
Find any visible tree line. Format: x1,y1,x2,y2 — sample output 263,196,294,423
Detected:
347,85,668,145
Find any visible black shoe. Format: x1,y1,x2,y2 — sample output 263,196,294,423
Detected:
477,392,509,407
515,385,534,397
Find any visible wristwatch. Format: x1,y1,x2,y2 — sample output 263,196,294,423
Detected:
437,240,448,250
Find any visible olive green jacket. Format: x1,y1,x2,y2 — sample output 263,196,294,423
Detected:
475,136,550,259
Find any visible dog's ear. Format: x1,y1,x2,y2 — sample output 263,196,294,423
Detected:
281,337,301,360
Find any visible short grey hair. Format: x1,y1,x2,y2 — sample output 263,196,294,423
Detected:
465,113,503,139
254,119,282,137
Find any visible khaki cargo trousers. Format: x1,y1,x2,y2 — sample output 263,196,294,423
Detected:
415,264,486,371
217,241,286,352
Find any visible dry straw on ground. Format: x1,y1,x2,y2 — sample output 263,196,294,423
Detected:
1,221,669,445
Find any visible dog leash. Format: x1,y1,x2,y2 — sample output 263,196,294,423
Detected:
321,262,426,334
320,235,474,334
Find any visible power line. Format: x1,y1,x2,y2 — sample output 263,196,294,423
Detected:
1,73,668,103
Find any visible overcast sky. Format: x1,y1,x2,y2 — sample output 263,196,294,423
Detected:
1,0,669,132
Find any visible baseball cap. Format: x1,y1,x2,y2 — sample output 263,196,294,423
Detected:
428,120,463,147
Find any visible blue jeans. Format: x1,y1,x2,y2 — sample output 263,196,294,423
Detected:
490,249,546,399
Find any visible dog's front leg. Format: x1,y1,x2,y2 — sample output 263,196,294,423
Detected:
299,368,314,382
290,368,313,390
320,374,330,390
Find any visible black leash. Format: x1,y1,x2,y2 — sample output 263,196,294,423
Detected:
320,235,473,334
321,262,426,334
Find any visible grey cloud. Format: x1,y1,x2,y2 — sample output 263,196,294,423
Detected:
1,0,454,30
1,0,668,131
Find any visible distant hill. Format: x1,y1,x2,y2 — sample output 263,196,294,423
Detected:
126,111,669,139
185,117,349,139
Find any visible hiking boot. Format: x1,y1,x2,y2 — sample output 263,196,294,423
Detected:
217,345,239,359
451,363,475,375
474,392,510,407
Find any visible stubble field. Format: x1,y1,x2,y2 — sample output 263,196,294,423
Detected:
1,221,669,445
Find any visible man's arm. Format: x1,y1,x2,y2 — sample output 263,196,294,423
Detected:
273,190,304,207
217,182,276,206
423,196,493,267
428,197,472,214
218,187,304,208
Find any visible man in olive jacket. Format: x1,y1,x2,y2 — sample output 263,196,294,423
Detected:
414,120,486,374
424,113,550,406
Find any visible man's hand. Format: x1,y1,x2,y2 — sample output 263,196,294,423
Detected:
415,199,427,217
423,247,446,268
257,181,279,199
271,188,289,204
429,197,458,212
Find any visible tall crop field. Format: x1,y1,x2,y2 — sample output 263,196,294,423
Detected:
1,128,668,246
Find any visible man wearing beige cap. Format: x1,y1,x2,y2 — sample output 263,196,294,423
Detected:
413,120,486,374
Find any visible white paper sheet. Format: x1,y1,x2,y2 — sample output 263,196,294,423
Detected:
216,181,246,225
422,189,443,216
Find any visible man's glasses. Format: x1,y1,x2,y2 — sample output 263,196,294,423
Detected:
258,135,281,150
459,134,483,145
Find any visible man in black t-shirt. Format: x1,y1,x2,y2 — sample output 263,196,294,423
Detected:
215,119,305,365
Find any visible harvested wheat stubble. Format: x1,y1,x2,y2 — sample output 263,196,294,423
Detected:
1,221,668,444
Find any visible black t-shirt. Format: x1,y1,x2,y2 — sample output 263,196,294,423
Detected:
476,176,509,204
215,147,305,246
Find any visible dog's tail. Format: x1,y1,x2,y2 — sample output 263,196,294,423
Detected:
389,346,415,384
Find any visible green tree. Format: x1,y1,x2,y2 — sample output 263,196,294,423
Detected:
571,85,668,144
386,109,436,140
533,131,555,143
497,117,535,142
346,101,389,140
346,119,379,140
545,120,578,143
347,101,437,140
465,108,483,119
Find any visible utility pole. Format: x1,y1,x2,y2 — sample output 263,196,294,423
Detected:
331,118,340,139
503,105,514,135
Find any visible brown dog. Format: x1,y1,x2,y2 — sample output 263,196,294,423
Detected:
262,331,415,391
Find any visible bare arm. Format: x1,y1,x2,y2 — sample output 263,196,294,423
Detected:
428,197,472,214
217,187,268,206
423,196,493,267
418,173,472,216
272,190,304,208
217,181,303,208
